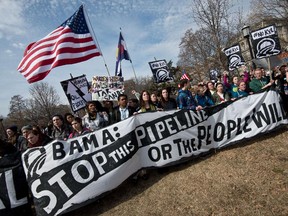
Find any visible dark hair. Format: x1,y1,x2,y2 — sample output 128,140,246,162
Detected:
160,88,170,102
52,114,64,122
215,82,223,88
129,98,139,108
71,117,84,131
64,113,74,120
130,98,139,103
139,90,152,108
7,125,18,133
29,129,40,136
179,79,189,88
73,117,82,124
118,94,128,101
206,81,215,88
85,101,104,112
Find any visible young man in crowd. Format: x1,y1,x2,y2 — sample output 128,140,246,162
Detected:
112,94,136,123
177,79,202,111
249,68,274,93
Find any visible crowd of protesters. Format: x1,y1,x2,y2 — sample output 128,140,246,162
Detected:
2,65,288,152
0,64,287,214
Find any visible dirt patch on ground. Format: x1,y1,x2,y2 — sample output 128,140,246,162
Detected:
65,126,288,216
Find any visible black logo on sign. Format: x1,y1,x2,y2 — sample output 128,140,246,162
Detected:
229,54,244,68
156,69,173,82
24,148,47,178
256,38,280,58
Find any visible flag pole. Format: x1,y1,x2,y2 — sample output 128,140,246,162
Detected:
267,57,272,80
83,5,111,77
120,28,138,84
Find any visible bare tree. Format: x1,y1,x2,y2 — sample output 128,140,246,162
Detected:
179,28,217,82
250,0,288,23
7,95,27,126
192,0,232,68
178,0,245,81
29,82,60,120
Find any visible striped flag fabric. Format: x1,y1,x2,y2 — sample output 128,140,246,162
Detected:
17,5,101,83
180,70,190,80
115,32,131,76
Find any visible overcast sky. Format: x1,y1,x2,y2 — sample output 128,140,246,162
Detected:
0,0,250,117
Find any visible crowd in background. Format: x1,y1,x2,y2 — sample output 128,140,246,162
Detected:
2,64,288,147
2,64,288,155
0,64,287,215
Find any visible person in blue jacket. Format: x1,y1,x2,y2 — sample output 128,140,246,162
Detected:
195,85,214,108
177,79,202,111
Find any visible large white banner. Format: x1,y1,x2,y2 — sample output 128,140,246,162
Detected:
21,89,288,215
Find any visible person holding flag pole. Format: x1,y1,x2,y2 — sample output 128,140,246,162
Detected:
115,28,138,83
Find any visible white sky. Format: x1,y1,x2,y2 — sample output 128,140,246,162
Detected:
0,0,251,117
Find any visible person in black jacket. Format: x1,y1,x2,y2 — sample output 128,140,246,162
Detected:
0,139,33,216
111,94,135,124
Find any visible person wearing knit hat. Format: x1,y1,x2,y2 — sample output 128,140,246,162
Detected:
6,126,18,143
7,125,18,134
6,125,27,152
21,125,33,139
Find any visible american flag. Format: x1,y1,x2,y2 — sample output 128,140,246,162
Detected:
180,70,190,80
17,5,101,83
115,32,131,76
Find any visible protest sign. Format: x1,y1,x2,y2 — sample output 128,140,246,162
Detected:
61,75,91,112
224,44,245,70
91,76,124,101
251,25,281,59
148,60,174,83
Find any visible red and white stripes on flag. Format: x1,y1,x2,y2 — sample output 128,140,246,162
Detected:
180,73,190,80
17,5,101,83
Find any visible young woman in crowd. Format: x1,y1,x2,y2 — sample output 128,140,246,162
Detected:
231,80,249,99
27,129,52,148
32,124,52,143
212,83,231,105
223,71,239,97
205,81,216,102
159,88,177,111
51,114,72,140
137,90,157,113
68,117,91,138
150,92,162,109
134,90,157,181
64,113,75,126
82,101,109,131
